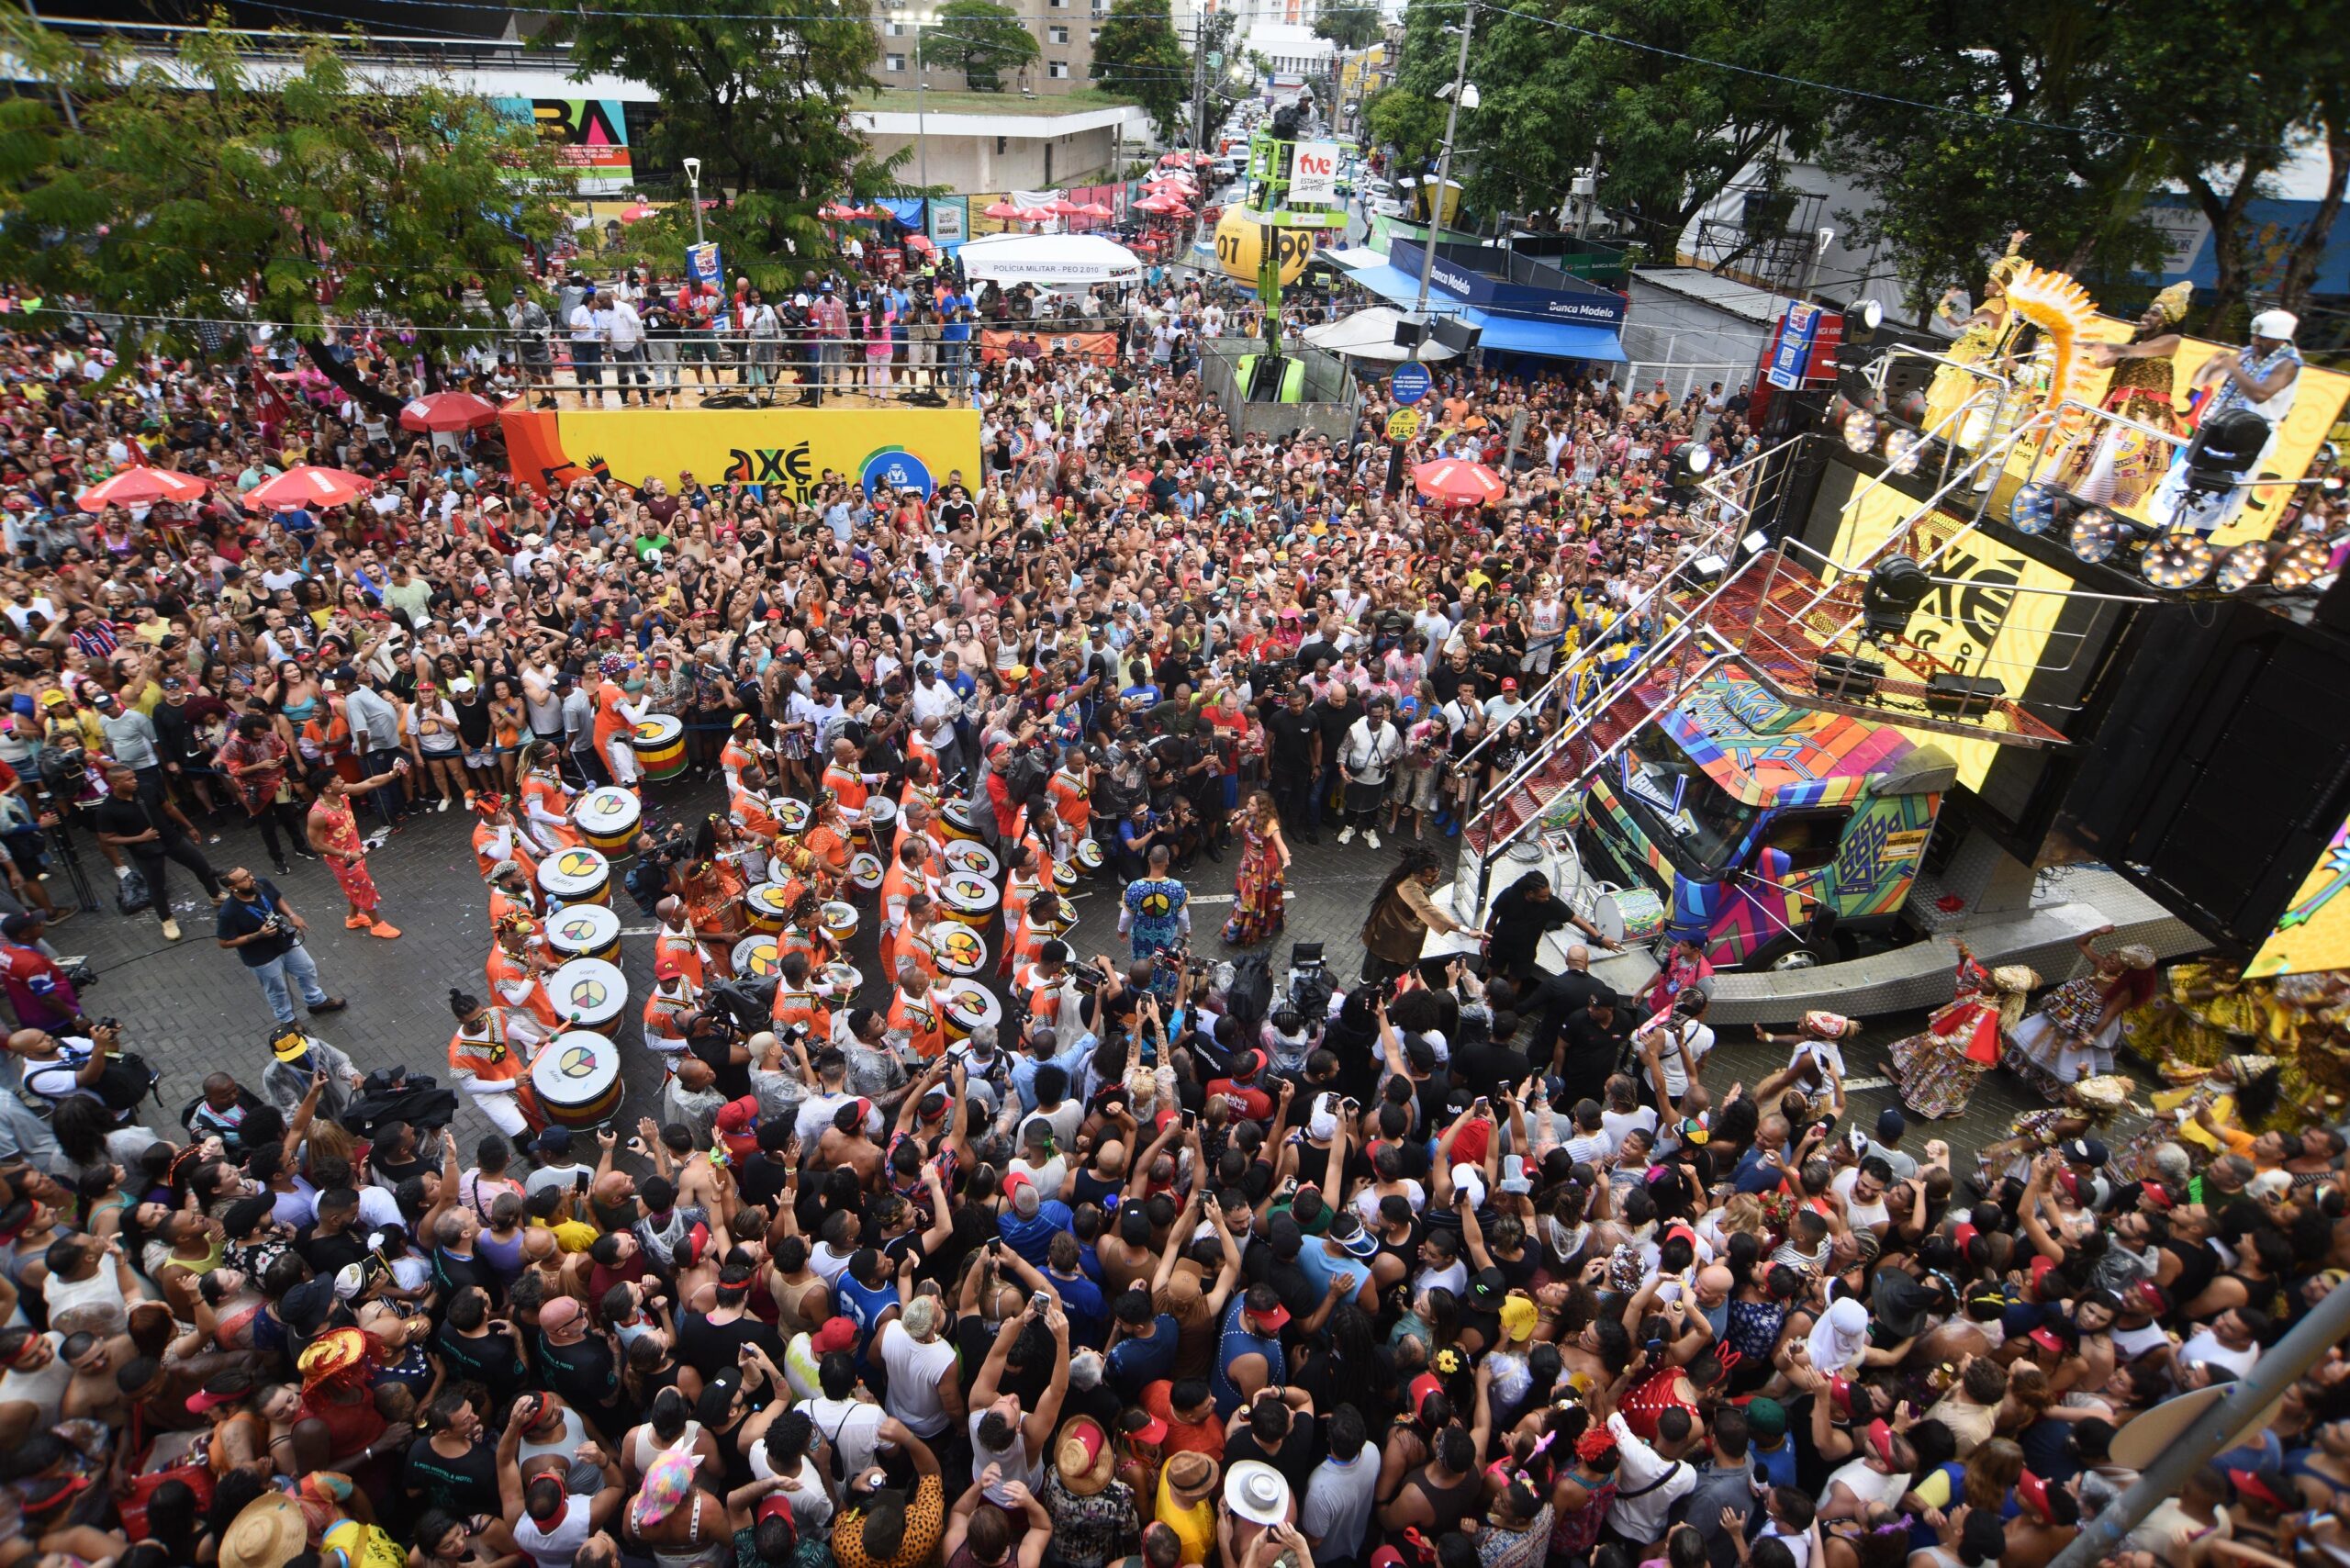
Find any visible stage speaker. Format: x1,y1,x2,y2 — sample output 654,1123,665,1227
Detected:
1393,317,1430,348
1814,652,1884,699
1923,672,2006,717
1431,315,1483,354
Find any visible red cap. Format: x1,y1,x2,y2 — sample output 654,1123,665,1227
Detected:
2229,1469,2288,1510
655,951,687,981
2132,1280,2167,1314
2017,1471,2051,1519
1829,1373,1854,1417
2029,1327,2066,1354
757,1493,797,1523
2030,1255,2058,1289
1247,1300,1291,1332
811,1316,859,1354
1127,1413,1168,1445
1952,1222,1979,1251
2139,1181,2176,1211
716,1095,759,1133
186,1387,247,1413
1502,677,1518,690
1864,1418,1896,1466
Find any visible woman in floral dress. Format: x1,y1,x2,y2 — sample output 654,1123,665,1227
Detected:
1220,790,1291,946
1888,948,2040,1119
305,760,408,938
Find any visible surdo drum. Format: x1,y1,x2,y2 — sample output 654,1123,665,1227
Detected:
939,869,1001,928
548,957,628,1036
940,980,1003,1044
632,715,688,781
943,839,1000,880
574,787,642,854
732,935,783,979
932,923,989,978
546,903,622,965
532,1030,623,1128
539,846,611,908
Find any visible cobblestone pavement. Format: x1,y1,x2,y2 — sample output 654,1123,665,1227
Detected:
32,779,2063,1167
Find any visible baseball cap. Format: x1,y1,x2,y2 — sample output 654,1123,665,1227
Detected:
1742,1396,1786,1440
2017,1471,2052,1518
2059,1137,2108,1166
1245,1298,1291,1332
812,1316,859,1354
1874,1105,1907,1142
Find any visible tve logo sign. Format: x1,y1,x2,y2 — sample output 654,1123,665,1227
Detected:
1289,140,1341,207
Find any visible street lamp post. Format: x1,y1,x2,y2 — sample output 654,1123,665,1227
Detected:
682,156,707,248
1409,0,1475,335
915,9,936,193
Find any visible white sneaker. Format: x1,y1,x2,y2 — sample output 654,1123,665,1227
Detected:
160,917,181,941
438,795,451,812
1366,828,1382,848
1337,826,1355,844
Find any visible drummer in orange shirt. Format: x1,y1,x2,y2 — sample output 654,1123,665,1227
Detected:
651,895,708,990
1046,748,1093,857
518,748,585,854
469,794,538,884
876,836,937,984
486,858,544,941
821,736,886,823
590,655,650,789
884,956,949,1061
719,714,770,794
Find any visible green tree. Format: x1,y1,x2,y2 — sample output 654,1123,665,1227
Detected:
0,18,565,413
1093,0,1191,144
544,0,897,294
1316,3,1382,51
924,0,1040,94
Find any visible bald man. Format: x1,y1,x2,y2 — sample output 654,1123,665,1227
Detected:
1519,941,1612,1072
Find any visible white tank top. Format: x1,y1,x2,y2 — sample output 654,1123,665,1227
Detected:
514,1493,594,1568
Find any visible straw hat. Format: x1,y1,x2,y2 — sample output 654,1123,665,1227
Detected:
1165,1450,1220,1504
1055,1414,1116,1496
219,1492,308,1568
2071,1074,2142,1114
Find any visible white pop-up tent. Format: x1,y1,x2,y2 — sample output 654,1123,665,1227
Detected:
956,232,1145,286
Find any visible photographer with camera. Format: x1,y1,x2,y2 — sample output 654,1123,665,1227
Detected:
214,865,347,1026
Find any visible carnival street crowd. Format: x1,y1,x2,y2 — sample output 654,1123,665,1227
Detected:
0,249,2330,1568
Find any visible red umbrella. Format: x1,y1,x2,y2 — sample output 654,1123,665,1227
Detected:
1080,202,1114,219
398,391,501,433
1013,205,1057,222
1046,198,1084,216
243,465,373,512
1136,196,1192,217
1412,458,1506,508
981,200,1026,219
905,234,937,254
618,203,659,224
75,465,208,513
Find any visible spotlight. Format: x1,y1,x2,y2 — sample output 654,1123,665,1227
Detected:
1741,530,1770,555
1860,554,1932,641
1883,430,1922,476
2271,537,2333,591
1685,444,1714,476
2068,508,2127,565
1842,410,1879,453
2010,481,2060,537
2139,533,2214,589
2215,543,2271,593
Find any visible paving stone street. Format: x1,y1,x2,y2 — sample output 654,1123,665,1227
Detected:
31,776,2065,1165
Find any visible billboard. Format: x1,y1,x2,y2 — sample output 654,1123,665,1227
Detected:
928,196,968,245
2246,814,2350,980
500,406,982,505
497,98,633,195
1289,140,1341,207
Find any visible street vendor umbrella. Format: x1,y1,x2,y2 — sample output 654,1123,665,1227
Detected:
981,200,1027,220
74,464,208,513
1046,197,1086,216
618,203,659,223
398,391,501,433
1413,457,1506,508
1136,196,1192,217
1013,205,1058,223
244,465,373,512
819,201,865,221
1079,202,1114,219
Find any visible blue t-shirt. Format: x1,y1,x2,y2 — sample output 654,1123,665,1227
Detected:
1049,1267,1108,1346
940,296,973,342
998,1200,1074,1266
1296,1241,1371,1304
1106,1314,1181,1400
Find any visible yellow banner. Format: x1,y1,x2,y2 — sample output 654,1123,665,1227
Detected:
1829,484,2077,791
501,405,983,504
2247,814,2350,980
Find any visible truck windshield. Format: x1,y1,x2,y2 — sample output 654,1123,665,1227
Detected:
1619,726,1757,879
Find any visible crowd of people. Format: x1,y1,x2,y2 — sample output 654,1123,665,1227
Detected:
0,241,2329,1568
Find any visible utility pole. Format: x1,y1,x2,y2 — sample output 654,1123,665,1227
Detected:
1192,14,1210,159
915,9,934,193
1406,0,1473,342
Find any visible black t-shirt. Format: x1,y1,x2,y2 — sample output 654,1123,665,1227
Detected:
687,1034,755,1101
537,1330,620,1415
1311,700,1358,756
1226,1418,1319,1495
434,1322,527,1406
1264,707,1318,767
1559,1012,1623,1092
1449,1041,1531,1100
215,881,296,967
297,1223,372,1276
91,794,162,850
676,1309,788,1383
404,1434,501,1517
1293,639,1340,678
432,1245,498,1306
736,1152,792,1215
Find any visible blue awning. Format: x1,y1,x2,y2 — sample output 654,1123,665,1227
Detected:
1466,308,1627,363
1336,258,1626,363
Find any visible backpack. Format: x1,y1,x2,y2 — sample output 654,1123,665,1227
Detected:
1224,951,1275,1033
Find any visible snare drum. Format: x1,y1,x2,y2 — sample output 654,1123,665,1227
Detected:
538,846,611,908
774,797,811,835
939,869,1002,928
1052,860,1078,895
940,980,1003,1044
821,960,864,999
532,1031,625,1128
546,903,622,965
937,799,982,843
849,851,884,891
632,715,688,781
574,787,642,854
744,883,796,935
932,924,989,978
1075,837,1104,872
732,935,783,979
860,795,898,850
821,901,860,946
548,957,628,1036
943,840,1000,880
1594,887,1670,946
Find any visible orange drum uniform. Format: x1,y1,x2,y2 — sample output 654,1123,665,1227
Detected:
730,788,783,846
653,924,706,991
1048,764,1091,841
489,883,543,943
888,982,946,1061
449,1012,542,1128
472,815,539,885
520,774,584,851
487,942,562,1029
822,761,871,816
771,978,833,1039
804,816,852,889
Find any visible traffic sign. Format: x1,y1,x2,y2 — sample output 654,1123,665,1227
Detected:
1390,362,1431,405
1386,407,1424,442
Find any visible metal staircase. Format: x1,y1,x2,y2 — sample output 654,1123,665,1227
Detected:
1451,390,2068,927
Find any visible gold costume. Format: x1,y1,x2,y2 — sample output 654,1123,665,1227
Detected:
2053,282,2193,507
1921,240,2030,441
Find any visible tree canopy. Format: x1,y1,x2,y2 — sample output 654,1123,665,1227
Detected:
0,19,566,411
923,1,1040,94
543,0,898,294
1092,0,1192,146
1315,3,1382,51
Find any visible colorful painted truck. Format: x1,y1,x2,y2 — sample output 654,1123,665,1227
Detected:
1575,669,1956,969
